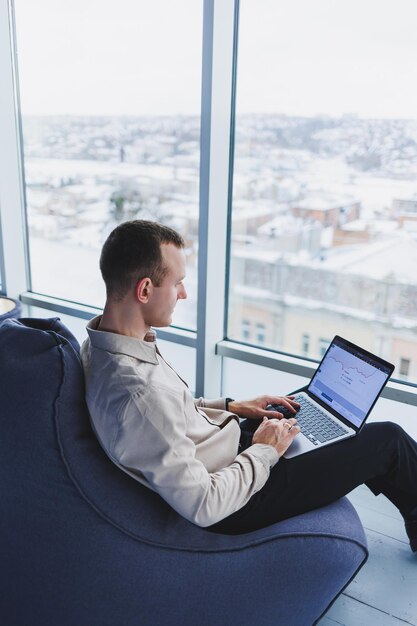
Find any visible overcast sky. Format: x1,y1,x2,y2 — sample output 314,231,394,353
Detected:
14,0,417,119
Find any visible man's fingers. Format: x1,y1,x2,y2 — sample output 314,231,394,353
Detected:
283,418,298,428
266,407,297,420
282,397,300,411
254,415,300,451
265,396,300,413
281,418,300,434
264,411,287,420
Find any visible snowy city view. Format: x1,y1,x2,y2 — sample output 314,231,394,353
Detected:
229,114,417,379
23,115,200,329
22,113,417,381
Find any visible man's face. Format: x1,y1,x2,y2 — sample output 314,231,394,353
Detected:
143,243,187,328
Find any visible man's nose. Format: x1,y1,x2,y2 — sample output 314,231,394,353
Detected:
179,285,187,300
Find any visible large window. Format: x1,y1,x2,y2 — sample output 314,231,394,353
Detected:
14,0,202,330
3,0,417,399
228,0,417,381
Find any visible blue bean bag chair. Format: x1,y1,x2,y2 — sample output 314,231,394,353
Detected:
0,317,368,626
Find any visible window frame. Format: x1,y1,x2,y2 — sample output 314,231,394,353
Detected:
0,0,30,298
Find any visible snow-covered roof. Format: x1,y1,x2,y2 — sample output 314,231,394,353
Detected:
320,233,417,283
341,219,397,233
294,195,359,211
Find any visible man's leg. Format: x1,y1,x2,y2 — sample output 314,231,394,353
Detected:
211,422,417,541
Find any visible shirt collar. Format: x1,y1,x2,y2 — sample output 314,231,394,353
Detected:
86,315,159,365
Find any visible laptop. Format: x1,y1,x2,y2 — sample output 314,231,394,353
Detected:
280,335,394,459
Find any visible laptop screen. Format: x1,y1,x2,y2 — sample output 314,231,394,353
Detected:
307,336,394,428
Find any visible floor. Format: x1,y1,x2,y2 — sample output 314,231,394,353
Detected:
319,484,417,625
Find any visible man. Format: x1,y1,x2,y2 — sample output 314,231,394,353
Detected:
81,220,417,550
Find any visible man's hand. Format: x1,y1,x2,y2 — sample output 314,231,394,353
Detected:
252,416,300,457
227,395,300,420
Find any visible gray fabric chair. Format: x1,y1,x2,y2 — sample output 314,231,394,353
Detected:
0,317,368,626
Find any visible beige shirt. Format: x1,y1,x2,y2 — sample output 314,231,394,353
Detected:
81,316,279,527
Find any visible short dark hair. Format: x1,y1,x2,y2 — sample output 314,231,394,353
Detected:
100,220,185,300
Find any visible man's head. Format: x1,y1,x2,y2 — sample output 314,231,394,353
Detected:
100,220,185,302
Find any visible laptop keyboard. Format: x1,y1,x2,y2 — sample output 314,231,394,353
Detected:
295,395,349,446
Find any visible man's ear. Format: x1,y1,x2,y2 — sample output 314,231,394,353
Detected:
136,277,153,303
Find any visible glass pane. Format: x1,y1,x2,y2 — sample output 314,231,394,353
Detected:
228,0,417,382
222,357,309,400
15,0,202,330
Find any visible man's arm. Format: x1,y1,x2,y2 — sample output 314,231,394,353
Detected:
110,385,297,527
195,395,300,419
228,395,300,419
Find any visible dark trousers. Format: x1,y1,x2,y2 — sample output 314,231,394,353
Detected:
210,421,417,535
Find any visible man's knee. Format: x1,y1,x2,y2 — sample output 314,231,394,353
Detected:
360,421,408,452
370,423,415,459
366,421,404,437
380,421,403,434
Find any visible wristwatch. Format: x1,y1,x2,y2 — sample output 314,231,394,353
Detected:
225,397,235,411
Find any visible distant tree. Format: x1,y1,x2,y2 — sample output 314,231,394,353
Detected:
107,186,165,231
109,187,145,223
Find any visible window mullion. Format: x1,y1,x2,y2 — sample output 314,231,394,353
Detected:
196,0,236,398
0,0,30,298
